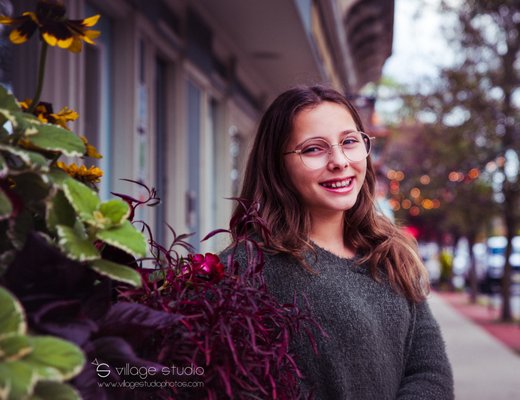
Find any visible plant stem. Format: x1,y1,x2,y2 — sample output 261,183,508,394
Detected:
27,42,49,114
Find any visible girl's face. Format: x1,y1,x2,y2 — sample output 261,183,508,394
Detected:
284,101,367,222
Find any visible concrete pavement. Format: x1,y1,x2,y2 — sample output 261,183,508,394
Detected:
428,293,520,400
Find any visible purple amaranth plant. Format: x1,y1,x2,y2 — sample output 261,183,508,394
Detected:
116,190,321,400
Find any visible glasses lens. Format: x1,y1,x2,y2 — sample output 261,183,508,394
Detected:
298,132,371,169
298,139,330,169
340,132,370,162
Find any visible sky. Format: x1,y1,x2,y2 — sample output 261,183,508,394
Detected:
376,0,456,120
382,0,454,86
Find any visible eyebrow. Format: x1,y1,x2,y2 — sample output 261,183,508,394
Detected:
299,129,359,142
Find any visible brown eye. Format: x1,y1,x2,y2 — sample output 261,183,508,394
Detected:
340,137,360,149
301,141,328,155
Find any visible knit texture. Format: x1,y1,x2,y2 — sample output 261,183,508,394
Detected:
223,243,454,400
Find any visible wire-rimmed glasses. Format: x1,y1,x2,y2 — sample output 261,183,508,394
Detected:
283,131,374,170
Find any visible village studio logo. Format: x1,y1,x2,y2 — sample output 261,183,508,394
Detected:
91,359,205,379
92,359,111,378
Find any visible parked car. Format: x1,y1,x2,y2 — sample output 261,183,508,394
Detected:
481,236,520,294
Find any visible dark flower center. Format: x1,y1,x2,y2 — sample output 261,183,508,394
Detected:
36,0,67,22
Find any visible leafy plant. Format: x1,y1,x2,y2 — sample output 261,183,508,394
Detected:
0,2,319,399
0,84,146,283
0,286,84,399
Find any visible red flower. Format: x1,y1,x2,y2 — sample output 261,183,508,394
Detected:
185,253,225,282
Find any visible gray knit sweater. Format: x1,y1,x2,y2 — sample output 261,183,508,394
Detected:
225,243,454,400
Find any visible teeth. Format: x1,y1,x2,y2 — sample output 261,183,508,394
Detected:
322,178,352,188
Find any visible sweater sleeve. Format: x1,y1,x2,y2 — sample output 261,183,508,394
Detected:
397,300,454,400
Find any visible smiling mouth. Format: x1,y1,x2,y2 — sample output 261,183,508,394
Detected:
319,178,353,189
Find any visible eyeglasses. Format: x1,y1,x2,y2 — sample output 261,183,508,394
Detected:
283,131,374,170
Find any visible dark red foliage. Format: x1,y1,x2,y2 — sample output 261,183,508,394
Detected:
111,178,160,222
118,197,319,399
121,256,314,400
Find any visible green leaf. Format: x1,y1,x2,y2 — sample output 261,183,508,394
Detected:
56,225,99,262
0,109,40,134
25,125,85,157
98,199,130,227
0,125,9,140
0,335,32,361
0,144,49,171
95,220,147,258
0,287,26,338
0,85,21,129
46,190,76,232
47,167,70,188
11,173,50,205
8,209,33,251
0,360,36,399
0,153,7,177
62,178,99,223
91,259,142,287
0,187,12,221
0,85,20,112
25,336,85,381
32,381,81,400
0,109,19,130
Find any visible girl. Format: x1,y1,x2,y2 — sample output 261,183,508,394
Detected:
227,85,453,399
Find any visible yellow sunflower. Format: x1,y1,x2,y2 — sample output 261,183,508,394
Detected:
0,0,100,53
20,100,78,129
57,161,103,183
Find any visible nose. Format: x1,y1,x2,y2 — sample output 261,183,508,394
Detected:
327,144,349,168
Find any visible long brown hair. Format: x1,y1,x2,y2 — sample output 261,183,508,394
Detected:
231,85,428,303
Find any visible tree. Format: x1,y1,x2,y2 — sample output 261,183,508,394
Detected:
382,117,497,301
438,0,520,321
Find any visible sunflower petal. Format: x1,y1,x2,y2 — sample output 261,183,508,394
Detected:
36,115,49,124
0,16,16,25
81,14,100,28
67,37,83,53
56,36,74,49
23,11,39,24
81,30,100,45
9,29,30,44
56,107,79,122
80,137,102,159
19,100,31,110
7,16,38,44
42,31,58,46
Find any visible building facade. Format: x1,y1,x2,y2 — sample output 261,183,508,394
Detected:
1,0,394,251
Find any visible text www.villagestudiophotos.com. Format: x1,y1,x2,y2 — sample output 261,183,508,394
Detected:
97,380,204,389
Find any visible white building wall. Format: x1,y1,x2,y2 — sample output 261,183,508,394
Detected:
7,0,369,253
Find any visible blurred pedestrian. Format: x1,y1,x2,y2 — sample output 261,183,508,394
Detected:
225,85,454,399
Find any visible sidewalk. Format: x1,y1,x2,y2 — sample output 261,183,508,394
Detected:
429,292,520,400
437,291,520,353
